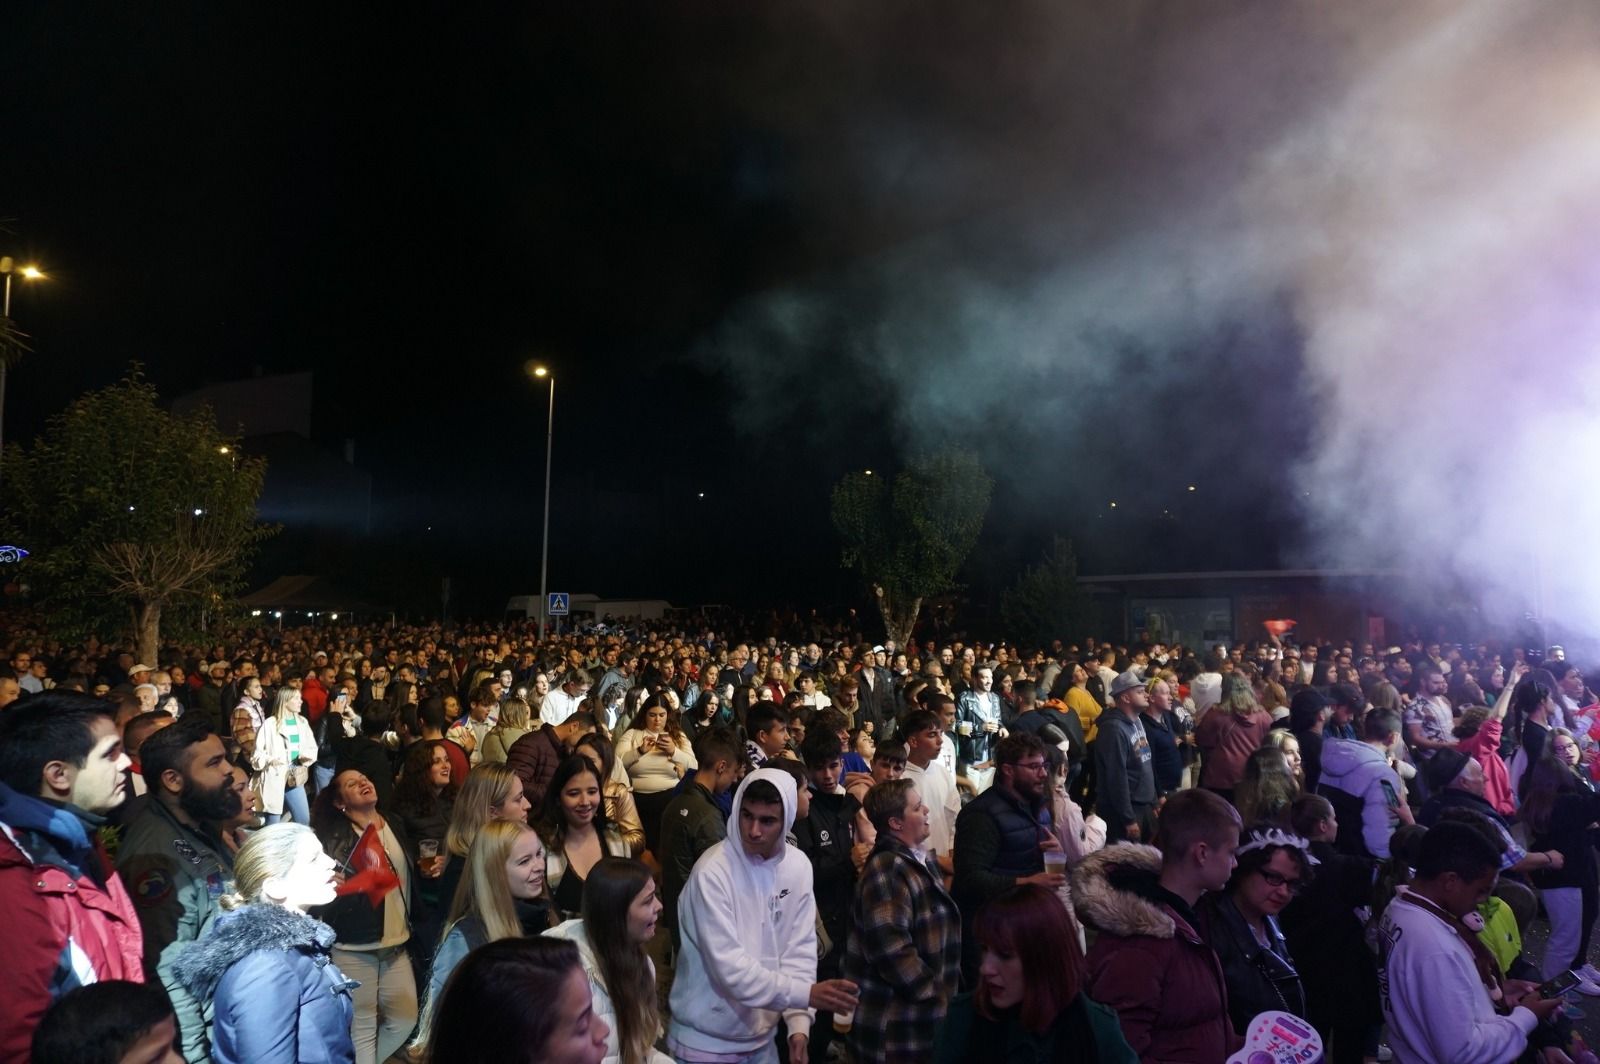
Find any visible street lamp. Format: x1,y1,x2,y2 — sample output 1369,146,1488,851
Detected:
527,362,555,641
0,258,47,484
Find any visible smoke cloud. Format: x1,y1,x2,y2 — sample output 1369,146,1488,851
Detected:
701,1,1600,634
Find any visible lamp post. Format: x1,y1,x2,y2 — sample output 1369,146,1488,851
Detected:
0,259,46,486
529,363,555,641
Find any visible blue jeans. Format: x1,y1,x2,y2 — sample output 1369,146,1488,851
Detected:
265,783,311,825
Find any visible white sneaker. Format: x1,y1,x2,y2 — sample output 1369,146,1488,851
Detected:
1574,976,1600,997
1580,963,1600,984
1375,1045,1394,1062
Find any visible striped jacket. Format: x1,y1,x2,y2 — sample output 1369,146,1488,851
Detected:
842,834,962,1063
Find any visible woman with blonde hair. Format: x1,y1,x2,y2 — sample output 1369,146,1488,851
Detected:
1234,745,1301,827
544,857,670,1064
172,824,354,1064
417,820,555,1054
428,763,534,927
1263,729,1306,789
252,687,319,825
481,697,534,765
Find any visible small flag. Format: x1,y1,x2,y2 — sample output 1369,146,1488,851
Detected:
334,823,399,908
1263,619,1297,637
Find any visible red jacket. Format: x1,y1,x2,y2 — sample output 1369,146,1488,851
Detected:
1074,844,1241,1063
301,676,330,724
0,796,145,1064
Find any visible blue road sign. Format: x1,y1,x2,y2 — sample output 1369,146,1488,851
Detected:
548,592,569,616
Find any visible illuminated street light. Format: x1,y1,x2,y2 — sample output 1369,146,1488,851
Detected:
1187,485,1196,492
0,258,48,486
528,362,555,639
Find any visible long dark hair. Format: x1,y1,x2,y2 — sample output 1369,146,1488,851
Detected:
426,937,584,1064
639,695,685,744
392,739,459,818
537,755,613,851
1521,751,1581,836
582,858,659,1064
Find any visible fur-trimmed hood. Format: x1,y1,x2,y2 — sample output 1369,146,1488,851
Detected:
171,902,338,1003
1070,843,1184,940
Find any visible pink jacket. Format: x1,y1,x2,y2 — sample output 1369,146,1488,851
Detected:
1459,719,1515,817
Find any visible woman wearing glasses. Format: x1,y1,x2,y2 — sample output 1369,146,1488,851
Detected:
1195,823,1311,1032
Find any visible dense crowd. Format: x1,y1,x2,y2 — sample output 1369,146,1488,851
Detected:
2,615,1599,1063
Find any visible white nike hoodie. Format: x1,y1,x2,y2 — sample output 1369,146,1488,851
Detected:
668,767,818,1056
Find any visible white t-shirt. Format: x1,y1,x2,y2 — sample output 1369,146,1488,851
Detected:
906,759,959,860
540,687,584,726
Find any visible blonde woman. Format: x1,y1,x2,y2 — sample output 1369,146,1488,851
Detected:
432,763,534,917
253,687,318,825
172,824,353,1064
416,820,554,1054
481,697,534,765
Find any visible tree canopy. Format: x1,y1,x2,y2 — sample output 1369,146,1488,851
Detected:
830,448,991,647
1000,535,1093,650
3,368,272,660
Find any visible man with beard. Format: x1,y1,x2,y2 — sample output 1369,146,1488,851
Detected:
952,732,1068,982
116,716,243,1062
0,694,143,1063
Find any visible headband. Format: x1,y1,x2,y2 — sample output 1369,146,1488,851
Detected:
1236,826,1320,865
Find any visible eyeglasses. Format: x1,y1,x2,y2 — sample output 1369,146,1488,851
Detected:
1010,759,1049,773
1258,869,1304,894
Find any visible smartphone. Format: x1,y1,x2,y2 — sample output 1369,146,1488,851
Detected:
1540,970,1581,999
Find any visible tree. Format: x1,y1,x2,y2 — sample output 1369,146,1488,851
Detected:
1000,536,1093,650
3,368,273,661
830,449,992,647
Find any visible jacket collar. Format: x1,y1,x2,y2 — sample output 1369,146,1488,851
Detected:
1072,844,1205,942
170,903,337,1002
0,781,99,866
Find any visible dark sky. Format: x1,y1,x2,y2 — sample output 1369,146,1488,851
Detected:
2,4,1323,616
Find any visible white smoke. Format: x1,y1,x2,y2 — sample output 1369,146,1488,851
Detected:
704,1,1600,635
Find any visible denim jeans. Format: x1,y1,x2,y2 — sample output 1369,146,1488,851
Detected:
264,783,311,825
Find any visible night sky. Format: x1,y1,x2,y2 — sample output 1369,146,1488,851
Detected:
2,4,1339,617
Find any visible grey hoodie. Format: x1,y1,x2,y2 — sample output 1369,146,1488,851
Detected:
1318,737,1402,858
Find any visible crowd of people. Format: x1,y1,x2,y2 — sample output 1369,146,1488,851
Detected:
2,614,1599,1063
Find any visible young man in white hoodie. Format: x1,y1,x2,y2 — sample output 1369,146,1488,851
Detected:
1378,819,1562,1063
668,766,859,1064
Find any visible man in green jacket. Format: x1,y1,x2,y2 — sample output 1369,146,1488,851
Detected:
115,718,242,1063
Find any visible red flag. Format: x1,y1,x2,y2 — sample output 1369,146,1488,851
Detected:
1263,619,1297,637
334,823,400,908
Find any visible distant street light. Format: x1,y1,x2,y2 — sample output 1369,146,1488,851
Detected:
528,362,556,640
0,258,48,485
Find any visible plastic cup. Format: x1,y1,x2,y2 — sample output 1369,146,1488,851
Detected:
419,839,439,860
958,721,974,736
833,1005,855,1035
1043,851,1068,877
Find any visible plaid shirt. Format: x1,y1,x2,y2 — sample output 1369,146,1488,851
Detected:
841,835,962,1062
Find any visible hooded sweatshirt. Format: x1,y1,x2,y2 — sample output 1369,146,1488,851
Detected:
1318,738,1403,859
668,767,818,1057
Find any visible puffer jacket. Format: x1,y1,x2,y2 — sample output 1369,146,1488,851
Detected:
1073,844,1240,1063
171,903,356,1064
0,784,145,1064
